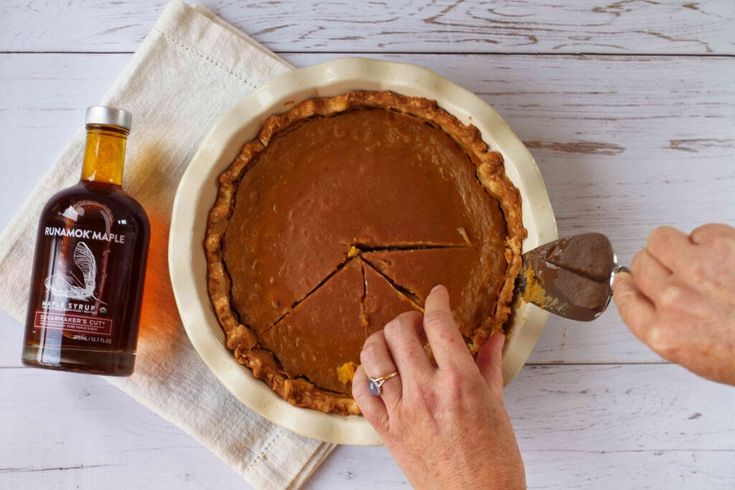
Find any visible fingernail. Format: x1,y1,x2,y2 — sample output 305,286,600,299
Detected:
430,284,444,294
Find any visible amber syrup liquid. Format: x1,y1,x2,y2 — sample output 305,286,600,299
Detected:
22,124,150,376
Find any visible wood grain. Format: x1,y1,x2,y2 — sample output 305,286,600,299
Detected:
313,446,735,489
3,336,733,489
0,319,246,490
313,364,735,489
2,52,732,364
0,54,131,234
1,1,734,54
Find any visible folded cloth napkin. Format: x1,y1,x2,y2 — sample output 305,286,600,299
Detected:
0,1,335,488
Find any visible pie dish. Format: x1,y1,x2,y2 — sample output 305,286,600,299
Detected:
168,58,557,444
205,90,526,415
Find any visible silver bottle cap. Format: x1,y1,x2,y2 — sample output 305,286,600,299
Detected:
85,106,133,131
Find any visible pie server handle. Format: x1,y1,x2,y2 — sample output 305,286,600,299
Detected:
516,233,630,322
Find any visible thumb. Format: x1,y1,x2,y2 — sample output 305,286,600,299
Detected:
476,333,505,393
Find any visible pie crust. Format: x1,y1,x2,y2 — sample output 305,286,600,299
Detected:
205,90,526,415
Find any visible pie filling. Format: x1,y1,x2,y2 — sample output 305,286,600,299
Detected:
205,91,526,415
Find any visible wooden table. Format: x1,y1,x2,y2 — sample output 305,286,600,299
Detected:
1,1,734,488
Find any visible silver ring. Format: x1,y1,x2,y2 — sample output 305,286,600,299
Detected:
610,263,631,288
367,371,399,396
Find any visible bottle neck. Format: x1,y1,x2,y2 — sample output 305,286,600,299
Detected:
80,124,128,186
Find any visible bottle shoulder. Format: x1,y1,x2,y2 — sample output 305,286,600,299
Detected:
40,182,150,229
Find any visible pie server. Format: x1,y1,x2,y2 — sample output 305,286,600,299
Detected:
516,233,630,321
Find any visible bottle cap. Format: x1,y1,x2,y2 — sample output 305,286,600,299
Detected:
85,106,133,131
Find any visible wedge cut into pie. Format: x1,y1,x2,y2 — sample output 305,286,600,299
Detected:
205,90,526,415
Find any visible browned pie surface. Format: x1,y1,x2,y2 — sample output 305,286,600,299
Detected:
363,246,509,337
222,108,506,334
259,260,366,394
206,91,526,415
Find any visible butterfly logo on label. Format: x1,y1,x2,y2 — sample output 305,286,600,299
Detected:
44,241,100,301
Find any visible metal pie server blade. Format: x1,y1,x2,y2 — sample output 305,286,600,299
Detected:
517,233,629,321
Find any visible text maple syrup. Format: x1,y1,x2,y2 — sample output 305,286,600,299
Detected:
22,107,150,376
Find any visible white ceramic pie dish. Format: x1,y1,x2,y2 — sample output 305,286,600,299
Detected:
169,58,557,446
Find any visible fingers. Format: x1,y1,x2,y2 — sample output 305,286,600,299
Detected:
422,285,474,370
646,226,698,273
690,223,735,244
383,311,433,379
649,224,734,295
613,272,656,344
352,365,389,430
690,224,735,289
476,333,505,394
360,331,402,407
630,250,671,303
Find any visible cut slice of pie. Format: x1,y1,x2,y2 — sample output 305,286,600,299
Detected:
205,90,526,415
259,259,366,397
363,260,423,337
363,246,509,339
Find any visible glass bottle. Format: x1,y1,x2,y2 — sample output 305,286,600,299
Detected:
22,106,150,376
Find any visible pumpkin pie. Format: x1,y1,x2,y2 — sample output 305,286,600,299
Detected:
205,90,525,415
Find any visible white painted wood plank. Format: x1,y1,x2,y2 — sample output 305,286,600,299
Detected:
0,53,132,234
313,446,735,490
2,52,733,363
1,0,734,55
3,323,734,489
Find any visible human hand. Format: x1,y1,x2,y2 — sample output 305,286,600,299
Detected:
352,285,525,489
614,224,735,385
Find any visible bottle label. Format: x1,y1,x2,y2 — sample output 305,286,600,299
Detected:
33,311,113,336
33,215,131,345
43,226,126,244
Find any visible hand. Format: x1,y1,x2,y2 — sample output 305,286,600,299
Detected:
352,286,525,489
614,224,735,386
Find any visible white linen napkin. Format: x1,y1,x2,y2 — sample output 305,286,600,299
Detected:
0,1,335,488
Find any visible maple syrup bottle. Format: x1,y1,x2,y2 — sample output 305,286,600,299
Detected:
22,107,150,376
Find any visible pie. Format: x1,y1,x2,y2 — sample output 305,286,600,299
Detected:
205,90,525,415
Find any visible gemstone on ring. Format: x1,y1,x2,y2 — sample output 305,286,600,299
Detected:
368,378,382,396
367,371,399,397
